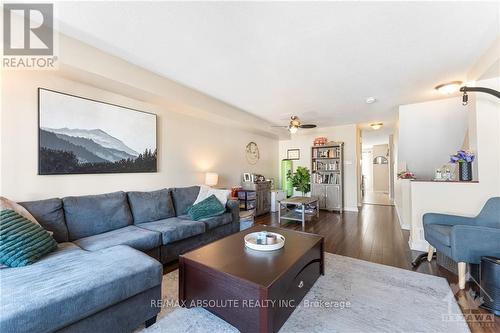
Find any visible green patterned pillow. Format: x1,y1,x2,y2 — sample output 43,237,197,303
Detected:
0,209,57,267
187,194,226,221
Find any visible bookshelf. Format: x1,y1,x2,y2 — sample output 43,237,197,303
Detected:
311,143,344,212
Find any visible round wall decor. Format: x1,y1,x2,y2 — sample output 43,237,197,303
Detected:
245,142,260,165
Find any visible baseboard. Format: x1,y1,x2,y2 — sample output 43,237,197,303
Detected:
409,237,428,252
394,205,410,230
344,206,359,212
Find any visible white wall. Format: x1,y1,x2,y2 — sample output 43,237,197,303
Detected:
0,39,279,201
407,77,500,251
278,125,359,212
399,97,469,179
362,127,391,148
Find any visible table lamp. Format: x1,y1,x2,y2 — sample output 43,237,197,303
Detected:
205,172,218,187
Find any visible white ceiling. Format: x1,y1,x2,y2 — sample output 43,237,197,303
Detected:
53,1,499,128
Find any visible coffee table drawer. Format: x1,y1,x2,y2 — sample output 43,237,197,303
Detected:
286,258,321,302
267,244,322,331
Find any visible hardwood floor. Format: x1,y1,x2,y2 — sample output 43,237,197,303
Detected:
255,204,499,333
362,191,394,206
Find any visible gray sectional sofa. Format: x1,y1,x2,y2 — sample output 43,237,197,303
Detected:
0,186,239,333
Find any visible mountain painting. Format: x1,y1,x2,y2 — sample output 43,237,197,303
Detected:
38,89,157,174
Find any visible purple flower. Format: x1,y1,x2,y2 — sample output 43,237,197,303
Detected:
450,150,475,163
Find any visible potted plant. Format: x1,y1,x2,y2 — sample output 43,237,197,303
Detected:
450,150,475,181
287,166,311,196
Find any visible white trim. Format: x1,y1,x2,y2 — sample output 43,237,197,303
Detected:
395,204,410,230
344,206,359,212
409,237,429,252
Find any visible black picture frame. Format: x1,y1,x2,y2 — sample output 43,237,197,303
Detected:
287,149,300,160
38,88,158,175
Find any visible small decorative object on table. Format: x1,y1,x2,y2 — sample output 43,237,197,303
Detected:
397,170,415,179
450,150,475,181
433,165,453,181
242,173,251,182
231,186,242,198
244,231,285,251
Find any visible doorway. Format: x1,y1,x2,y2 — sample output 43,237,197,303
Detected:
361,132,393,206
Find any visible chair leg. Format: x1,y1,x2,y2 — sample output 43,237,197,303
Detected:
458,262,466,290
427,245,434,262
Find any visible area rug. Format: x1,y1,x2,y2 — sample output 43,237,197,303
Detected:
140,253,470,332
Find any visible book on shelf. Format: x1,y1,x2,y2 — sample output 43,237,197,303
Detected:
313,172,340,185
312,160,339,172
313,147,341,159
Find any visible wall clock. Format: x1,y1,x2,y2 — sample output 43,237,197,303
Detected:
245,142,259,165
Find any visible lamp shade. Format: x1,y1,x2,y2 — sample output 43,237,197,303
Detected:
205,172,218,186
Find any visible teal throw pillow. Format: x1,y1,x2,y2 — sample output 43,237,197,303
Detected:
187,195,226,221
0,209,58,267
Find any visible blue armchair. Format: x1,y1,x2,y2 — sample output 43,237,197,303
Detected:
423,197,500,289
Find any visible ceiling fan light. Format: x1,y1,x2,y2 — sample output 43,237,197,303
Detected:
435,81,462,95
370,122,383,130
289,125,298,134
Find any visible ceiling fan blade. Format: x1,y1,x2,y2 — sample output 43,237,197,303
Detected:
271,125,289,128
299,124,317,129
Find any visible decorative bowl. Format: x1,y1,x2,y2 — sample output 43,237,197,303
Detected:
244,232,285,251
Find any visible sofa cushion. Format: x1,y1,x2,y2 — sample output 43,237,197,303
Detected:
171,186,200,215
1,196,40,226
179,212,233,230
0,210,58,267
138,217,205,244
187,195,226,221
426,224,452,246
193,185,231,206
63,191,133,241
0,244,162,333
127,189,175,224
73,225,161,252
19,198,68,242
201,212,233,230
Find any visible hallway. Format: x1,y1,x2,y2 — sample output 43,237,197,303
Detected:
362,191,393,206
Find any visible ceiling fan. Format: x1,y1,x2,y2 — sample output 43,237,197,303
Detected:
272,116,317,134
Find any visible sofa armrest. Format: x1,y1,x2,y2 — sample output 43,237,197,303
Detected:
450,225,500,263
226,199,240,233
423,213,475,227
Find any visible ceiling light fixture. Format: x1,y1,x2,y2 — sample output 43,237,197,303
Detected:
288,125,298,134
370,122,383,130
435,81,462,95
365,97,377,104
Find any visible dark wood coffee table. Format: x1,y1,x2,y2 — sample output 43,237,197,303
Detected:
179,225,324,333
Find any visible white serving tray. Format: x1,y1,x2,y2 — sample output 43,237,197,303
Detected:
244,232,285,251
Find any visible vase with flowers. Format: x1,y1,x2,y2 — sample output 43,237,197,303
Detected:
450,150,475,181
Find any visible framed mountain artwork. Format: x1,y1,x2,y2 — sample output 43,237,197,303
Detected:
38,88,157,175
